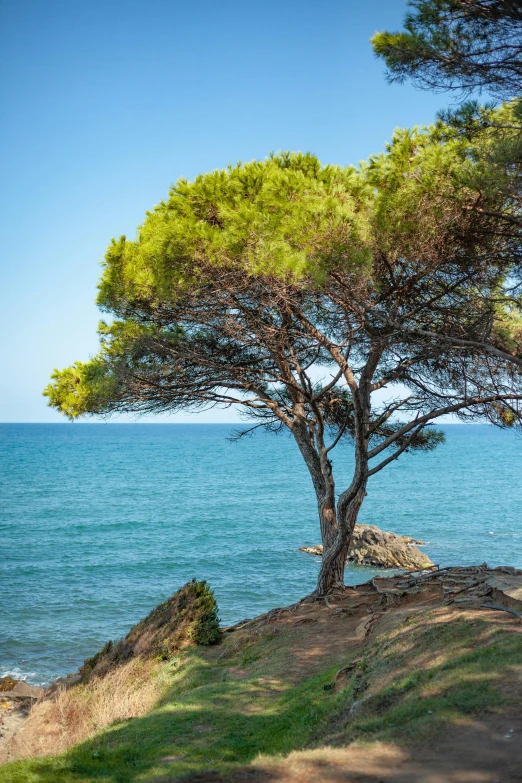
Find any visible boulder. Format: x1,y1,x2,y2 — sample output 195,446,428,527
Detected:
300,523,433,570
0,678,44,700
300,545,324,557
0,677,18,692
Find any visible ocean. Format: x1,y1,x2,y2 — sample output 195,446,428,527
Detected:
1,423,521,686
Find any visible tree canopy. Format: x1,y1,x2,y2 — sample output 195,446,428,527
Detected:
372,0,522,316
45,116,522,594
372,0,522,101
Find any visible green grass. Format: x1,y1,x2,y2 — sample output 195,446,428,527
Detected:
1,613,520,783
0,631,354,783
329,616,521,745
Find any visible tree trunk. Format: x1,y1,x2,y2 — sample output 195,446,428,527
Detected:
318,498,337,550
315,539,351,595
290,415,368,597
315,485,366,596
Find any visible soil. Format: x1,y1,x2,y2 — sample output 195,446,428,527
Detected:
0,680,44,763
0,700,31,761
172,723,522,783
2,565,521,781
181,565,522,783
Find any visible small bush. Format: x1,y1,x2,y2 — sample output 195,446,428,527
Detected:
189,580,221,645
79,580,221,680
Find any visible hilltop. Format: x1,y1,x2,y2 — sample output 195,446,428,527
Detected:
1,565,521,782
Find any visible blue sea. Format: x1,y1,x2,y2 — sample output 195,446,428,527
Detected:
1,423,521,686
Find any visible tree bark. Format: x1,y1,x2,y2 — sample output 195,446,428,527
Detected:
314,377,371,596
318,497,337,550
292,420,340,554
315,485,366,595
316,538,351,595
291,398,370,597
315,379,370,595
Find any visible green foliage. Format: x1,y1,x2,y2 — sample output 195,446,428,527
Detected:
95,152,371,310
42,115,522,549
385,423,445,452
43,358,119,419
44,122,520,421
189,580,221,646
372,0,522,101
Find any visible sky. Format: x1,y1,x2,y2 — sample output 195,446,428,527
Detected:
1,0,448,423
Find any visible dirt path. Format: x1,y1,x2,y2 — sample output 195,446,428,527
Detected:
180,720,522,782
0,700,31,762
179,565,522,783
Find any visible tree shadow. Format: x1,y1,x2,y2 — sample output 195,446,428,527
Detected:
5,613,521,783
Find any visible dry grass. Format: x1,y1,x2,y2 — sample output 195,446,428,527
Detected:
0,579,221,767
2,571,521,782
80,579,220,681
0,658,168,763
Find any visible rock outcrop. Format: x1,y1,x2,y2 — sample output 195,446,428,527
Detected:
0,678,43,700
0,678,44,760
300,523,433,570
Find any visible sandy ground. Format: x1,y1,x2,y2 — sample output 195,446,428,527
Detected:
0,699,31,762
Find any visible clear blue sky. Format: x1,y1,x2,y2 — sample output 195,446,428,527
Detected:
1,0,446,423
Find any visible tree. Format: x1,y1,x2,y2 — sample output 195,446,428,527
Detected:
45,129,522,596
371,0,522,159
371,0,522,101
372,0,522,359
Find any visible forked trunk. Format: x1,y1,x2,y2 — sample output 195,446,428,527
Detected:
315,485,366,596
292,415,369,597
318,498,337,550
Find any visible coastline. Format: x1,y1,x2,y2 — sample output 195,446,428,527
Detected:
2,565,521,779
2,423,522,687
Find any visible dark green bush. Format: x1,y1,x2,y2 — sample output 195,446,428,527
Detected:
190,580,221,645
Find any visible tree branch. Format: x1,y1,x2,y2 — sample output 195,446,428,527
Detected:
368,393,522,460
368,423,426,477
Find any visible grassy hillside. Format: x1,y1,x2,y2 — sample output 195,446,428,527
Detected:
1,569,521,783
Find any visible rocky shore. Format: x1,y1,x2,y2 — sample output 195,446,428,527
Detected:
300,523,434,570
0,678,43,759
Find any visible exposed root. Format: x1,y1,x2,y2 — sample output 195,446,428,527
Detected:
480,604,522,620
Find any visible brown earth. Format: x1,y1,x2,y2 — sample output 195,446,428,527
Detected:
2,565,521,781
0,701,29,755
0,681,43,760
179,564,522,783
170,728,522,783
